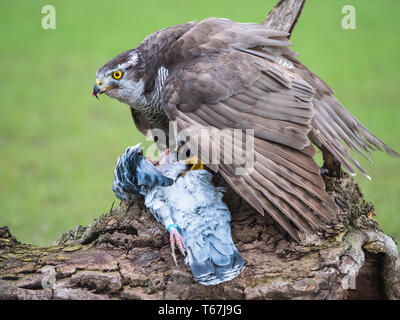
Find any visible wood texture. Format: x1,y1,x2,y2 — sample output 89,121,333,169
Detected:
263,0,306,35
0,0,399,300
0,173,399,300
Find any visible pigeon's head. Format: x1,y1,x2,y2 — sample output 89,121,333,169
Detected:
93,49,146,106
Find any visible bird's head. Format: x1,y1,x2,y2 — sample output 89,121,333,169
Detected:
93,49,145,106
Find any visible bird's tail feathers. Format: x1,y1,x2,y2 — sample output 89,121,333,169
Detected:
185,234,245,286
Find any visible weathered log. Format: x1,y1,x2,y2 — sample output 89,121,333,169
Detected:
0,0,399,300
263,0,305,35
1,172,399,300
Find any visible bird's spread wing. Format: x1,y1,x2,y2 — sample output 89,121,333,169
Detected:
155,18,398,241
287,58,400,177
160,18,398,175
161,20,340,241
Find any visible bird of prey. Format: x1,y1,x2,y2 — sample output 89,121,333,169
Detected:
94,18,398,242
112,144,245,285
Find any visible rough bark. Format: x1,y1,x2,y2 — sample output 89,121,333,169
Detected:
1,172,399,300
1,0,399,300
263,0,306,36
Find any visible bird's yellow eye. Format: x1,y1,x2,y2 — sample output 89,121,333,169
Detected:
112,70,123,80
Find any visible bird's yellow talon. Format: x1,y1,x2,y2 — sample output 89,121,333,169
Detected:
182,157,204,176
192,162,204,170
185,157,204,170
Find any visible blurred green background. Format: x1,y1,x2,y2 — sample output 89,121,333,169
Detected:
0,0,399,246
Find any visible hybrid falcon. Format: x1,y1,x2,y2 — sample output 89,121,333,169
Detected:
93,18,398,242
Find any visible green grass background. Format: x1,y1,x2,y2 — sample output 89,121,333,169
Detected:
0,0,399,246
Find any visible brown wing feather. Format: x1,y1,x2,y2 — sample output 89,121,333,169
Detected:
286,57,400,178
162,47,340,240
157,18,397,241
174,110,337,240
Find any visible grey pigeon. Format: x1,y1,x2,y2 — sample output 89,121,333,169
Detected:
112,145,245,285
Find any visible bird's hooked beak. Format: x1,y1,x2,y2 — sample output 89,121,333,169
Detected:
92,78,115,99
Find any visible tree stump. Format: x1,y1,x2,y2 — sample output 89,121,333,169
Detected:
1,172,399,300
1,0,399,300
